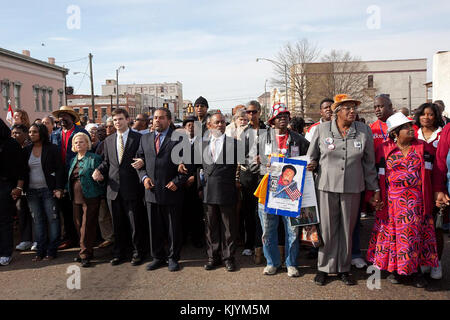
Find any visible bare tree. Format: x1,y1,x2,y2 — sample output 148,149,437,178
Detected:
320,50,369,103
271,38,321,117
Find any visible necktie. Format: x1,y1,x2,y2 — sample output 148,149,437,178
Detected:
211,138,216,162
118,133,124,164
155,133,161,154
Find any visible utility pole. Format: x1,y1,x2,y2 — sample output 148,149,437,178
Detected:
89,53,95,122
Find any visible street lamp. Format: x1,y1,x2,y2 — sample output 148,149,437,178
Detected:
256,58,288,109
116,65,125,108
73,71,95,121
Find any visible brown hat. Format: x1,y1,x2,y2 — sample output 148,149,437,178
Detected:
52,106,80,123
331,94,361,111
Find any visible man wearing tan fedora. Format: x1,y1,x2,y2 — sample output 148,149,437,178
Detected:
51,106,90,250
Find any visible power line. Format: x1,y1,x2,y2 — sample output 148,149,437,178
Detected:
56,56,88,64
75,61,90,94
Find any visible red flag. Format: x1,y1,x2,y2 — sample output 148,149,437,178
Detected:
6,99,13,125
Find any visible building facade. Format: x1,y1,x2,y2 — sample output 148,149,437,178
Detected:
0,47,68,122
291,58,427,122
101,80,183,119
432,51,450,114
67,94,136,123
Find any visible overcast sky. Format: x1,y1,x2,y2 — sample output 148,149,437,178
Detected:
2,0,449,113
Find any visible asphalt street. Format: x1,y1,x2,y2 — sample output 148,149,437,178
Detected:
1,216,449,300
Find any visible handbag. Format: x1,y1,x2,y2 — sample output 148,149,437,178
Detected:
300,224,323,248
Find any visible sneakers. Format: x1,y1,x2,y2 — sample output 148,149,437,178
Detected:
351,257,368,269
15,241,32,251
0,256,12,266
263,265,278,275
287,266,300,277
31,242,38,251
242,249,253,256
431,261,443,280
361,212,367,218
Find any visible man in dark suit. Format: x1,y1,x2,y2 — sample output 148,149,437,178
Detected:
92,108,144,266
200,112,239,272
136,108,188,272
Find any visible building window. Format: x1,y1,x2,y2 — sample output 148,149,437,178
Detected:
13,83,21,109
2,80,11,111
47,88,53,111
41,88,47,111
101,107,107,118
58,89,64,107
94,108,98,120
33,86,40,111
73,108,80,114
368,75,374,88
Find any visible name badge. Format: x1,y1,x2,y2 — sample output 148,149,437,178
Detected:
354,141,362,148
291,146,299,157
433,140,439,148
425,162,433,170
378,168,385,175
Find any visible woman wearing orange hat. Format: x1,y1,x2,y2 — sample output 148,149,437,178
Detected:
307,94,380,286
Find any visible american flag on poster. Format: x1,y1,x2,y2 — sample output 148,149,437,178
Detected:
285,182,301,201
6,99,13,125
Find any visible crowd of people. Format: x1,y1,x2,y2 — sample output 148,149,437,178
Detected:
0,94,448,289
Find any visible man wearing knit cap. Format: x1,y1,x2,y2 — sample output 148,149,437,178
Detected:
194,96,209,136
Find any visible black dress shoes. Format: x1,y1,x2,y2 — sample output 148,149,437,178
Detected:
110,257,122,266
224,260,236,272
131,255,142,266
146,259,167,271
204,259,222,271
314,271,327,286
81,259,91,268
338,272,356,286
168,259,180,272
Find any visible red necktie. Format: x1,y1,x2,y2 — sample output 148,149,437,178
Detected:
155,133,161,154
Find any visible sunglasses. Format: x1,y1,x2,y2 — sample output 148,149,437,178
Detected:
246,110,258,115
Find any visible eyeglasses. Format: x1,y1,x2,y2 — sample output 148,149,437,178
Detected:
246,110,258,115
341,106,358,111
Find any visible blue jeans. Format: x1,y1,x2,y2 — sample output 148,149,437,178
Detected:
258,203,299,267
26,188,61,257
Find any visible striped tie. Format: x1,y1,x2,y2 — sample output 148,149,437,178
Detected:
155,133,161,154
118,133,124,164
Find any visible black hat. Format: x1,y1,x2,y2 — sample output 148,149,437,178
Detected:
183,116,196,127
194,96,209,109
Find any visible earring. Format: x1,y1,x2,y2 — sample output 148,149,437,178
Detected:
394,136,397,143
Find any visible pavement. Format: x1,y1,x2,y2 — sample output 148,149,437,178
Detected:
1,215,449,300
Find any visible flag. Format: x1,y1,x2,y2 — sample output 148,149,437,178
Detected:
6,99,13,125
285,182,301,201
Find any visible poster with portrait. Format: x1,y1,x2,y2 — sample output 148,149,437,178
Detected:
264,157,307,218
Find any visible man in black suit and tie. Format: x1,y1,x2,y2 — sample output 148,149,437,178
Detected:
92,108,144,266
136,107,188,272
200,112,239,272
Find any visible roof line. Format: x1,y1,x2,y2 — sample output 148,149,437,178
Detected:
0,47,69,73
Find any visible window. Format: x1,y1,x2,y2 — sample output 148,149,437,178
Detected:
2,80,10,110
160,86,164,93
41,88,47,111
73,108,80,114
94,108,98,120
13,83,21,109
58,89,64,107
47,88,53,111
101,107,107,118
33,86,40,111
368,75,374,88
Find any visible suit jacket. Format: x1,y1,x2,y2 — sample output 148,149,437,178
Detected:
23,143,65,192
136,128,187,205
96,129,142,201
307,120,378,193
51,125,90,171
199,135,238,206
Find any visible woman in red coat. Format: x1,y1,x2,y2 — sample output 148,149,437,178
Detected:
366,112,438,288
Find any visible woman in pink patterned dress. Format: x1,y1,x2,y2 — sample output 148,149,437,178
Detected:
366,112,439,288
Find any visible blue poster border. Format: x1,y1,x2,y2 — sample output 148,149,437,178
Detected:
264,157,307,217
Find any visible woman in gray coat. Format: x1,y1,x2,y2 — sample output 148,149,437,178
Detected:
306,94,382,286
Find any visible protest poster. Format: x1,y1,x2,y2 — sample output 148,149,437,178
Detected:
264,157,307,218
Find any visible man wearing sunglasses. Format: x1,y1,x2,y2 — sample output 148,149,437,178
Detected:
132,113,150,135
